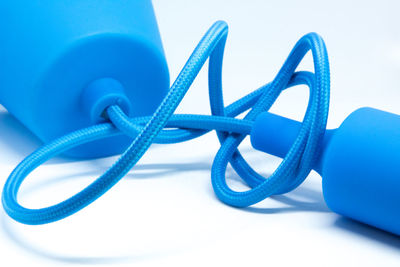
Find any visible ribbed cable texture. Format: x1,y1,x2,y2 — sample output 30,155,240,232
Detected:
2,21,330,225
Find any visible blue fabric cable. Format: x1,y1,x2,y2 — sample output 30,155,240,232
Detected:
2,21,330,225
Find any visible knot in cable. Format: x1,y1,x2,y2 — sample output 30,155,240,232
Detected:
106,21,330,207
2,21,329,225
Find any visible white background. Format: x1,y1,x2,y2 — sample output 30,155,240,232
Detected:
1,0,400,266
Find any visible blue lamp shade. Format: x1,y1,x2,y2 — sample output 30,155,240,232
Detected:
0,0,170,158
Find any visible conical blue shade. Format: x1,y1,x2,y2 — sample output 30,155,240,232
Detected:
251,108,400,236
0,0,169,158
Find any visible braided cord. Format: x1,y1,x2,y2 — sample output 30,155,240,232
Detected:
2,21,329,225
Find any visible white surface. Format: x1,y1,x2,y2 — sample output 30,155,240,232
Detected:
1,0,400,266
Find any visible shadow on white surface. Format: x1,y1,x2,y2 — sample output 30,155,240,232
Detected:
1,160,400,264
126,162,212,179
0,171,134,264
16,162,213,194
243,186,331,214
0,167,192,265
0,214,138,265
334,217,400,250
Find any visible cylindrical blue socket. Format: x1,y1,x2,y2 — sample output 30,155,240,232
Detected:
251,108,400,236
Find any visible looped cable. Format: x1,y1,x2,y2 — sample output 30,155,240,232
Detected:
2,20,329,225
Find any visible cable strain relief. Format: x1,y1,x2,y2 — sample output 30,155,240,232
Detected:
81,78,132,124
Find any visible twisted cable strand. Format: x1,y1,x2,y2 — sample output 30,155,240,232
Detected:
2,20,329,225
